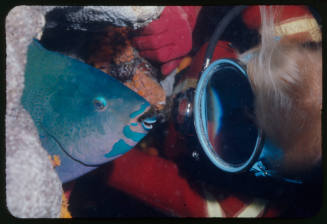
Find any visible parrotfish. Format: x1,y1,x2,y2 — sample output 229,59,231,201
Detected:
21,40,153,183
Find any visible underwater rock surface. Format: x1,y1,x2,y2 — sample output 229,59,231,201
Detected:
6,6,63,218
42,6,164,30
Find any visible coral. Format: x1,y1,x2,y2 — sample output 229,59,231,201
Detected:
86,26,167,111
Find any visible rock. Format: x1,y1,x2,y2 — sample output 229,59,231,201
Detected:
86,26,166,111
6,5,63,218
42,6,164,31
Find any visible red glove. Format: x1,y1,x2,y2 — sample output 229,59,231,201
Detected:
132,6,201,75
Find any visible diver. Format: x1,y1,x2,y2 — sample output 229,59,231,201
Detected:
131,5,322,183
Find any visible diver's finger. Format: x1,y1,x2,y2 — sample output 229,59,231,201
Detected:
161,59,182,75
139,44,175,63
138,19,168,36
132,32,174,50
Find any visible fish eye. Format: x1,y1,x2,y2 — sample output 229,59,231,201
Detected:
93,97,107,112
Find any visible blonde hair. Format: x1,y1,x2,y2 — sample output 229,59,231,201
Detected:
243,6,322,177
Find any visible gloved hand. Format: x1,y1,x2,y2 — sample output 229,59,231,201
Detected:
132,6,201,75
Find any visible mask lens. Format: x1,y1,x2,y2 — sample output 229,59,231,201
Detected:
201,61,259,169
